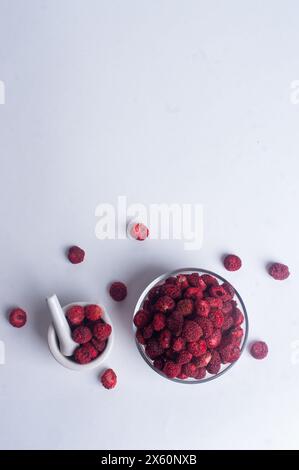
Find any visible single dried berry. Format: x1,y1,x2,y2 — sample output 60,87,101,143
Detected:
182,320,203,342
142,324,154,339
9,308,27,328
154,296,175,313
222,282,235,300
176,350,193,365
176,299,193,316
250,341,268,360
187,273,206,290
147,286,161,303
187,339,207,357
206,329,222,349
228,327,244,343
84,342,98,359
153,313,166,331
182,362,198,378
163,361,181,378
93,322,112,341
195,299,210,317
160,283,181,299
232,308,244,326
195,351,212,367
72,326,92,344
201,274,219,287
209,309,224,328
91,337,107,353
172,336,186,352
159,329,172,349
184,287,203,301
153,358,165,371
165,276,177,285
268,263,290,281
84,304,103,322
209,285,227,299
134,309,150,328
222,301,235,315
222,315,234,331
145,339,163,359
195,367,206,380
130,222,149,241
223,254,242,271
68,245,85,264
195,317,213,338
101,368,117,389
66,305,85,326
74,345,92,364
167,311,184,336
206,351,221,374
109,282,127,301
205,297,223,310
176,274,189,290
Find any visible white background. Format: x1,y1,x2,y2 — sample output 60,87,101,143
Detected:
0,0,299,450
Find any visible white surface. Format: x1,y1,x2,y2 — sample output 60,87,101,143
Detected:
0,0,299,450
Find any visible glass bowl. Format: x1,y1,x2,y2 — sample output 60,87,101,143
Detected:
133,268,249,384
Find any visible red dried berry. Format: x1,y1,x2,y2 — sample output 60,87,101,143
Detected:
9,308,27,328
130,223,149,241
72,326,92,344
153,358,164,371
145,339,163,359
228,327,244,343
201,274,219,287
93,322,112,341
160,283,181,299
206,329,222,349
84,342,98,359
84,304,103,322
136,329,146,345
147,286,161,303
101,368,117,389
66,305,85,326
209,309,224,328
176,299,194,316
163,361,181,378
222,315,234,331
187,273,206,290
165,348,177,360
195,351,212,367
154,295,175,313
109,282,127,301
223,254,242,271
182,320,203,342
165,276,177,285
222,282,235,300
232,308,244,326
142,324,154,339
74,345,92,364
184,287,203,301
68,245,85,264
159,329,172,349
250,341,268,359
187,339,207,357
209,285,227,299
195,317,213,338
172,336,186,352
91,337,107,353
222,301,234,315
176,274,189,290
195,367,206,380
167,311,184,336
195,299,210,317
153,313,166,331
207,351,221,374
205,297,223,310
133,309,150,328
182,362,198,378
228,345,241,362
268,263,290,280
176,350,193,365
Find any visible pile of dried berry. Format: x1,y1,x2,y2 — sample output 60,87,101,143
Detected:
134,272,245,380
66,304,112,364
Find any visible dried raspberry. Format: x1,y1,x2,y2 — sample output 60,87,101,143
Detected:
222,282,235,300
201,274,219,287
167,311,184,336
91,337,107,353
184,287,203,301
182,362,197,378
232,308,244,326
142,300,152,312
154,295,175,313
84,342,98,359
136,329,146,345
229,345,241,362
222,315,234,331
153,313,166,331
109,282,127,301
187,339,207,357
176,274,189,290
195,367,206,380
9,308,27,328
153,358,165,371
159,329,172,349
195,299,210,317
101,368,117,389
194,351,212,367
176,299,193,316
172,336,185,352
224,254,242,271
222,301,234,315
205,297,223,310
147,286,161,303
187,273,206,290
182,320,203,342
67,245,85,264
165,276,177,285
163,361,181,378
142,324,154,339
66,305,85,326
134,309,151,328
130,222,149,241
72,326,92,344
219,344,233,363
84,304,103,322
145,339,163,359
209,309,224,328
160,283,181,299
93,322,112,341
209,285,227,299
176,350,192,365
250,341,268,359
164,348,177,360
206,351,221,374
74,345,92,364
268,263,290,280
206,329,222,349
195,317,213,338
228,327,244,343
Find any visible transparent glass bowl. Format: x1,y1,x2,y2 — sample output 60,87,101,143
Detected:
133,268,249,384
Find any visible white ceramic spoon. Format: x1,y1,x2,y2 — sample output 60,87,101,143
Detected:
46,294,77,356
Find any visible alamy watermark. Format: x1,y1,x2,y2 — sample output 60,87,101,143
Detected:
0,341,5,365
0,80,5,104
95,196,203,250
290,80,299,104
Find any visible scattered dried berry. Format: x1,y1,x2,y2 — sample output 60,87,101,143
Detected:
109,282,127,301
250,341,268,360
223,254,242,271
268,263,290,281
101,368,117,389
130,223,149,241
68,245,85,264
9,308,27,328
72,326,92,344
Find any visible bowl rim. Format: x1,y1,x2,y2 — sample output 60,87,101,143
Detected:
133,268,249,384
48,301,113,371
